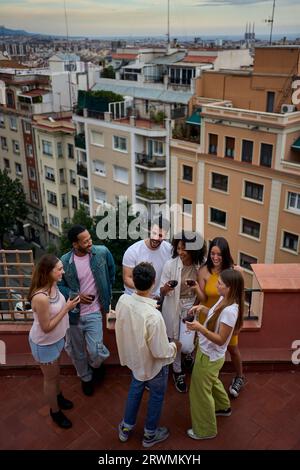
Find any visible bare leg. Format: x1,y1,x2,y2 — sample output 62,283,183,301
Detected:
227,344,243,377
40,361,60,412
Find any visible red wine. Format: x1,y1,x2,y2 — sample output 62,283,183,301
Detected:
186,279,196,287
183,314,194,323
168,280,178,288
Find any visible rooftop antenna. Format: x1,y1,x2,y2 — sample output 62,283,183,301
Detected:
265,0,276,45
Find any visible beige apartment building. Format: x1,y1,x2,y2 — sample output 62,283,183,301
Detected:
171,46,300,287
33,116,77,240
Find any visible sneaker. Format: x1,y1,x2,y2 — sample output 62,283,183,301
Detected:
229,376,245,398
142,427,170,448
215,407,232,417
173,372,187,393
187,428,216,440
183,353,194,371
91,364,105,383
118,422,131,443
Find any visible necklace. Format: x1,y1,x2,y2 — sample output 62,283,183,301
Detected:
49,286,60,304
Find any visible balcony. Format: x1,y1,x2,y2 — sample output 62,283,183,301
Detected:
136,184,166,202
135,153,166,170
78,189,89,205
75,133,86,149
77,162,88,178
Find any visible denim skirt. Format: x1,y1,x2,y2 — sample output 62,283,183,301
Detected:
29,337,65,364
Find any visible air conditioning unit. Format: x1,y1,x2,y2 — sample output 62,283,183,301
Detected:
281,104,296,114
21,86,29,93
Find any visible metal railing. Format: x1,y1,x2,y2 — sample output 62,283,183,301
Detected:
244,288,262,320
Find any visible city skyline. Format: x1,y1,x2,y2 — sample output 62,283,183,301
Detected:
0,0,299,37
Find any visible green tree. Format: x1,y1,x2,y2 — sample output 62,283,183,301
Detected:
101,66,116,79
0,170,28,248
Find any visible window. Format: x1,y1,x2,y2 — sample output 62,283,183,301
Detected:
1,136,8,150
30,190,38,204
28,166,36,181
61,194,67,207
4,158,10,170
244,181,264,202
12,140,20,154
94,188,106,203
57,142,63,158
260,143,273,167
240,253,257,271
241,140,253,163
26,144,33,157
113,135,127,152
45,166,55,182
67,143,74,159
9,116,17,131
210,208,226,227
47,190,57,206
266,91,275,113
24,121,31,134
0,114,4,128
49,214,60,229
69,169,76,185
225,137,235,158
148,139,164,156
72,195,78,210
15,163,22,176
182,198,192,215
113,166,129,184
59,168,65,183
287,191,300,213
42,140,53,156
93,160,106,176
211,173,228,192
182,165,193,182
90,130,104,146
208,133,218,155
282,231,299,253
241,218,260,239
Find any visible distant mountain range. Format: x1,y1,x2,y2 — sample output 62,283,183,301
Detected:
0,26,32,37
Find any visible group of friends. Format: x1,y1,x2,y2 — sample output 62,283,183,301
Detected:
28,217,245,447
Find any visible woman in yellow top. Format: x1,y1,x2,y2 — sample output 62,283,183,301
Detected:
196,237,245,398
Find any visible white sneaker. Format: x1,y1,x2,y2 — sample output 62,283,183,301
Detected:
187,428,217,440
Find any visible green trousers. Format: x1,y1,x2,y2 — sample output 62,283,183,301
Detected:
189,349,230,437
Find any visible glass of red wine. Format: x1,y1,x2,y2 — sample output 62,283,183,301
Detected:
168,280,178,288
182,312,195,323
186,279,196,287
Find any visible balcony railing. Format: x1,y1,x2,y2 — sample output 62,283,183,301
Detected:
77,162,88,178
136,185,166,201
244,288,261,320
135,153,166,168
75,133,86,149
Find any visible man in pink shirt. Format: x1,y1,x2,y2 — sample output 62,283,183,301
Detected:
59,225,115,396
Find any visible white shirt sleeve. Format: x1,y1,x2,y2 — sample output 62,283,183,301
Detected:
160,259,172,288
146,315,177,360
219,304,238,329
122,245,137,268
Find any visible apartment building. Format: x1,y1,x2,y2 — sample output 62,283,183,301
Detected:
171,46,300,287
73,80,192,218
33,115,77,241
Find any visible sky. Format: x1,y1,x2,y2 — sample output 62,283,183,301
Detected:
0,0,299,37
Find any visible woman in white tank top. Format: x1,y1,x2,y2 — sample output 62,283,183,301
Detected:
28,254,79,429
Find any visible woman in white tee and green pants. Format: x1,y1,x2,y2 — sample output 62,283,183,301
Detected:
185,269,244,440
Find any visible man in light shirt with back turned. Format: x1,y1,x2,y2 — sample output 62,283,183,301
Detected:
116,262,181,448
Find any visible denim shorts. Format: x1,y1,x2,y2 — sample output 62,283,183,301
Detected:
29,337,65,364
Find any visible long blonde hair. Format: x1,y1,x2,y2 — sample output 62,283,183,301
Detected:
206,269,244,333
28,254,59,301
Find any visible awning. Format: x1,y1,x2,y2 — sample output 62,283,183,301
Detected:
186,110,202,126
291,137,300,151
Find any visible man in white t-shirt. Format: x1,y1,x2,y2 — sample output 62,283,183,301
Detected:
122,217,172,298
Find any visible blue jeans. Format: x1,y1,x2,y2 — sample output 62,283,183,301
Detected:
65,312,110,382
122,365,169,434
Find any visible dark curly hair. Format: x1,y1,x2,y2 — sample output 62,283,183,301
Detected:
171,231,206,265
